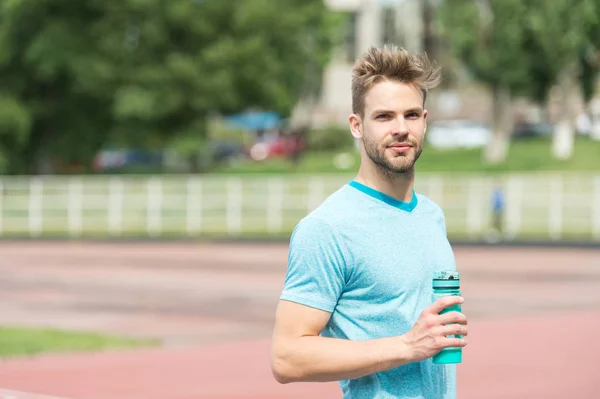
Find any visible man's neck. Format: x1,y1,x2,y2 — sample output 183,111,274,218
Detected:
354,163,415,203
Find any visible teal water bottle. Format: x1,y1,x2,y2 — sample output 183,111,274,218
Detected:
432,270,463,364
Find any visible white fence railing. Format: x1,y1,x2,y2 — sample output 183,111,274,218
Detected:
0,173,599,241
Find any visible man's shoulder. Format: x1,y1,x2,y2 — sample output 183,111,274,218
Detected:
290,185,359,242
415,192,448,235
305,184,360,221
416,192,445,215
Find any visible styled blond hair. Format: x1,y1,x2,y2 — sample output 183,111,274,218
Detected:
351,45,442,116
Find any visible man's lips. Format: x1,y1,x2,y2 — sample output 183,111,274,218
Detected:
388,143,413,153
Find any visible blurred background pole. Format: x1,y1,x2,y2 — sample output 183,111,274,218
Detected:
358,0,381,53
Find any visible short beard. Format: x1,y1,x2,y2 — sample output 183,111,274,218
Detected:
363,135,423,180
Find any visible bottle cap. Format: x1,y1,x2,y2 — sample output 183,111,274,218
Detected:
433,270,460,289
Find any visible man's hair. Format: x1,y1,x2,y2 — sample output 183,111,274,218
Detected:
351,45,442,117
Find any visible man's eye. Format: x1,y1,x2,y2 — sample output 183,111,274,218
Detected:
376,114,389,119
406,112,419,118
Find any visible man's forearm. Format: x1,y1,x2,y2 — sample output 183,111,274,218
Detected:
271,335,413,383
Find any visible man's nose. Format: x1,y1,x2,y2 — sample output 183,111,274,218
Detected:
391,117,409,136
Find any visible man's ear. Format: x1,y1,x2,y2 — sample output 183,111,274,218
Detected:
349,114,363,139
423,109,428,134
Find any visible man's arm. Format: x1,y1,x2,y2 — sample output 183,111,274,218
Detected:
270,300,410,383
270,296,468,384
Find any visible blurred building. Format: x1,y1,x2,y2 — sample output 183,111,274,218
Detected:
291,0,424,128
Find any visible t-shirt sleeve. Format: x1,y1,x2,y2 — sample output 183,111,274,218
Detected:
434,203,448,236
280,216,348,313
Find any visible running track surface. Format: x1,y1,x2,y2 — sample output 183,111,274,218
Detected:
0,242,598,399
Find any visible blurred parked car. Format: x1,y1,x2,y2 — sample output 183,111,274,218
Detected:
248,133,304,161
209,141,245,163
427,120,492,149
93,149,164,172
512,122,554,140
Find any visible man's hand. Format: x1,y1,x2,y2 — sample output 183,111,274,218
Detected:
401,296,468,362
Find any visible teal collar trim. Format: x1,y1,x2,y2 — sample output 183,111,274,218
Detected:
348,180,418,212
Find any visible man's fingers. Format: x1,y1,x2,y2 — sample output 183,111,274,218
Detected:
438,311,467,326
427,296,464,314
442,337,468,348
440,324,468,337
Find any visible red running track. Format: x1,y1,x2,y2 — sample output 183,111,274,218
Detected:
0,310,598,399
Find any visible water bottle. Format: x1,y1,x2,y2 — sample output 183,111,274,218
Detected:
431,270,463,364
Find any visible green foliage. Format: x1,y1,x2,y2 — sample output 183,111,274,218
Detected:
437,0,600,102
0,0,340,174
579,1,600,103
580,52,599,103
521,0,599,102
307,125,355,151
437,0,529,90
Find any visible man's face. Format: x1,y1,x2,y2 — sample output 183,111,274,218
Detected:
350,80,427,175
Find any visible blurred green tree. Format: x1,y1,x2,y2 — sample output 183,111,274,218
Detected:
578,1,600,140
0,0,114,173
0,0,339,174
437,0,529,164
519,0,599,159
437,0,600,162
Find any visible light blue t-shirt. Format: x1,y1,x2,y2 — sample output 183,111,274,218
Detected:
280,180,457,399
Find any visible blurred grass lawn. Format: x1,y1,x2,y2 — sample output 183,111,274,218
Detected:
214,137,600,174
0,327,158,358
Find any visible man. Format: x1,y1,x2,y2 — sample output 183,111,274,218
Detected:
270,45,468,399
